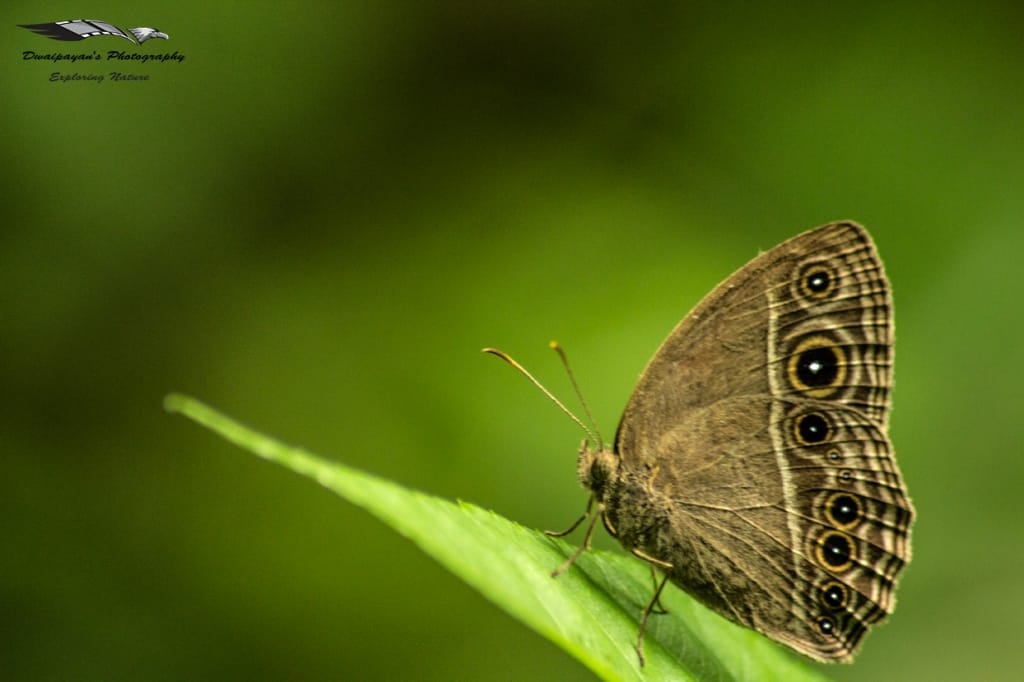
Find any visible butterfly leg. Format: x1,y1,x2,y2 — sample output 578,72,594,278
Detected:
636,573,670,667
544,495,594,538
549,506,601,578
648,565,669,615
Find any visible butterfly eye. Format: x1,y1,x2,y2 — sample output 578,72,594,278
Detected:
797,262,838,300
817,530,857,572
796,346,839,386
786,335,848,398
825,492,863,528
819,581,849,610
794,411,832,445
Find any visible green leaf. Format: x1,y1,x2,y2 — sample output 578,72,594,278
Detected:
165,394,829,682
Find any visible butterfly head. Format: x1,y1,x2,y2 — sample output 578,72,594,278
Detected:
576,439,619,498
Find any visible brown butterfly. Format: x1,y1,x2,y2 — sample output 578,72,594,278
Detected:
487,221,913,664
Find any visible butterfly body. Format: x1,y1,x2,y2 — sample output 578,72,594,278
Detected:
577,221,913,662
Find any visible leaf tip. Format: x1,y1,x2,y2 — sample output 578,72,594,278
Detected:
164,392,190,414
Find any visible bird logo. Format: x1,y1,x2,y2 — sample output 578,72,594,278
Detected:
19,19,168,44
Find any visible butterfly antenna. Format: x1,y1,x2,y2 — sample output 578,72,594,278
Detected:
482,347,599,445
549,341,604,448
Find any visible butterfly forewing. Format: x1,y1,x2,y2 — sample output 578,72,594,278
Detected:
605,221,912,662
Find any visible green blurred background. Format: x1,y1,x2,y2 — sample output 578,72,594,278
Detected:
3,2,1022,680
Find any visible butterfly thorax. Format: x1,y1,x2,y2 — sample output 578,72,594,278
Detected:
577,440,674,563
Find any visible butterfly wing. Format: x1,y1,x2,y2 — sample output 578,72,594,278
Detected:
617,221,893,447
609,221,912,661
